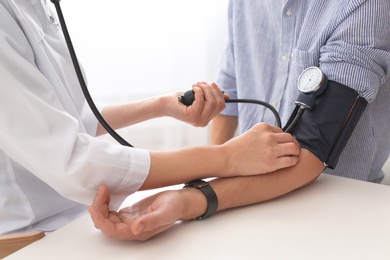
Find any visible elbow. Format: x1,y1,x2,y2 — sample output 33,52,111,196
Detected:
294,148,325,189
276,148,324,194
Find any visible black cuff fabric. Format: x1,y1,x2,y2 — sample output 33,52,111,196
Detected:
287,81,368,169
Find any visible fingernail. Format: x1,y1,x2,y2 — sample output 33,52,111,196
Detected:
98,184,104,194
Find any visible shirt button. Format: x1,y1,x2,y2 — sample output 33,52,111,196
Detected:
282,55,288,61
272,100,278,107
286,9,292,16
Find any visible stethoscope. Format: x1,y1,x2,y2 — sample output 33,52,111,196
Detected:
50,0,327,146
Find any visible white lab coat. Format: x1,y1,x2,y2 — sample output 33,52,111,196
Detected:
0,0,150,234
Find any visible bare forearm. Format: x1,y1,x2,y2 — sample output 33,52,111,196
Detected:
210,115,238,144
96,96,166,136
141,123,301,190
181,149,325,219
96,84,228,136
141,146,227,189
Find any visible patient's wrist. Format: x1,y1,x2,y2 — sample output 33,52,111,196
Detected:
182,179,218,220
179,187,207,221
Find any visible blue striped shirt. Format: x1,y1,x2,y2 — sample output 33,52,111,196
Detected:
216,0,390,182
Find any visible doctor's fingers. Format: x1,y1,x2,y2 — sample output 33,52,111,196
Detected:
90,184,111,217
274,154,300,169
194,83,225,126
199,82,225,110
275,141,301,157
187,92,216,127
251,123,300,146
88,206,127,239
275,132,300,147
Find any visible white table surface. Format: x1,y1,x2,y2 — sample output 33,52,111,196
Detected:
6,174,390,260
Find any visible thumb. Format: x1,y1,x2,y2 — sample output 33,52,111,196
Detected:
91,184,110,217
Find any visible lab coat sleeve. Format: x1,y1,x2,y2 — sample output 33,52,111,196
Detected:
80,101,105,136
0,8,150,209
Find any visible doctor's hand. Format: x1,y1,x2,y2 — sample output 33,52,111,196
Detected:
164,82,228,127
88,184,196,241
220,123,301,176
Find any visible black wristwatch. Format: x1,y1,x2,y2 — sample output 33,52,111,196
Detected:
183,179,218,220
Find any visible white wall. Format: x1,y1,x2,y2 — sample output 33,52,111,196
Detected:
61,0,228,101
60,1,229,149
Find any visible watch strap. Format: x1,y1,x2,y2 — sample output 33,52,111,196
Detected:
183,179,218,220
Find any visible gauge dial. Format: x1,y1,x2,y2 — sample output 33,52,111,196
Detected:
297,67,325,94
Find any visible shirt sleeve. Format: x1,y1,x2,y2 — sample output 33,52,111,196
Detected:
215,1,239,117
319,0,390,103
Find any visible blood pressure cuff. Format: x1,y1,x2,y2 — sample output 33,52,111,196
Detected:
287,81,368,169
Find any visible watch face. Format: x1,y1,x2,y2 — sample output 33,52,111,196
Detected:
297,67,324,93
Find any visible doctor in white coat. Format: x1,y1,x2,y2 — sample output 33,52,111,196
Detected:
0,0,301,235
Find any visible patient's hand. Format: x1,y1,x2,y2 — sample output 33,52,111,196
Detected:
88,184,185,241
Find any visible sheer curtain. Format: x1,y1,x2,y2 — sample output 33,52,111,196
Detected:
60,0,229,149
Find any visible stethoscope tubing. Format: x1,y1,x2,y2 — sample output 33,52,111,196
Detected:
51,0,133,147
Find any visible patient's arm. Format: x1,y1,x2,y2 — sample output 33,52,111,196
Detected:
206,149,324,211
88,148,324,240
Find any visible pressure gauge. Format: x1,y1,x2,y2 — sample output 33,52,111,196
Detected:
295,66,328,109
297,66,328,94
